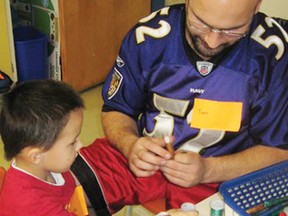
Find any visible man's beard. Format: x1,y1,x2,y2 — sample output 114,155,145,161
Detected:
191,35,230,59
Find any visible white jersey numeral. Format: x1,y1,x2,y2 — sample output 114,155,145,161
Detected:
135,7,171,44
251,17,288,60
143,94,225,152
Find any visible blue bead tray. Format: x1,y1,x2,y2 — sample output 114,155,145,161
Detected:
219,160,288,216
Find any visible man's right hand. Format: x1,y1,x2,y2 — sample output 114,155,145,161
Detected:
102,111,173,177
128,136,172,177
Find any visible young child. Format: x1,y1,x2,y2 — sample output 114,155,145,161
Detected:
0,80,85,215
0,80,167,216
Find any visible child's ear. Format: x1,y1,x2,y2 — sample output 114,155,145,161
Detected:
27,147,44,164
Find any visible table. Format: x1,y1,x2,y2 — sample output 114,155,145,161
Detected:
195,193,239,216
113,193,240,216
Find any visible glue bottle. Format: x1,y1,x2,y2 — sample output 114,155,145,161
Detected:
210,200,225,216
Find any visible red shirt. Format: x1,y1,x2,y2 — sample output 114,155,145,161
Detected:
0,164,76,216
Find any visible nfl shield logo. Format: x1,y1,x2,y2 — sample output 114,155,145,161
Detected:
196,61,214,76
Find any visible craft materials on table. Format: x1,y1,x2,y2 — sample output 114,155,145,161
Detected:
219,161,288,216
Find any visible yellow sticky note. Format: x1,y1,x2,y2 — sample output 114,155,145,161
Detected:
68,185,88,216
191,98,242,132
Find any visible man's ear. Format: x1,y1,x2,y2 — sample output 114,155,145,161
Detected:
27,147,44,164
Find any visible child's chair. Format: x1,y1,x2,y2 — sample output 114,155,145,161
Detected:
125,198,166,215
142,198,166,213
0,166,6,194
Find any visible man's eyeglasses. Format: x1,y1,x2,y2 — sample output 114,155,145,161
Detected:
187,20,248,39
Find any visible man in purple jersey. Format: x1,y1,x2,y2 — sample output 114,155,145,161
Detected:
89,0,288,211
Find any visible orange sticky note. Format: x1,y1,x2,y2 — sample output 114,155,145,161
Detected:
68,185,88,216
191,98,242,132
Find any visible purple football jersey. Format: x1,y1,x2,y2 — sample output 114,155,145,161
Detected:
102,5,288,156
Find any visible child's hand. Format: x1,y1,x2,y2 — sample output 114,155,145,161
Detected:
156,209,199,216
156,202,199,216
168,208,199,216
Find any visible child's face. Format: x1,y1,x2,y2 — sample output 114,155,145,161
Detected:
41,109,84,173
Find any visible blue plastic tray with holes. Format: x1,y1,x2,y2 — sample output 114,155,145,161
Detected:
219,160,288,216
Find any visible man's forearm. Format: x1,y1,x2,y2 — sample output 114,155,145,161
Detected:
203,145,288,183
101,111,139,157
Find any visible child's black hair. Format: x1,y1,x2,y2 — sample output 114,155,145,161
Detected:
0,79,84,160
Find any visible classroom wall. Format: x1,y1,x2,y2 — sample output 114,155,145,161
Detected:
165,0,184,5
165,0,288,19
259,0,288,19
0,0,16,80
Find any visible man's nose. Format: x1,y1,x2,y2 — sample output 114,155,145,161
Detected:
204,31,223,49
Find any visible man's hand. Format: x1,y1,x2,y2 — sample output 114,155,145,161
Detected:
160,151,207,187
128,136,172,177
160,145,288,188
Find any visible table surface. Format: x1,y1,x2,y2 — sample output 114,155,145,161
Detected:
195,193,239,216
113,193,240,216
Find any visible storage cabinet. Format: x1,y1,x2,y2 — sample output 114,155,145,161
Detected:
0,0,150,91
58,0,151,91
